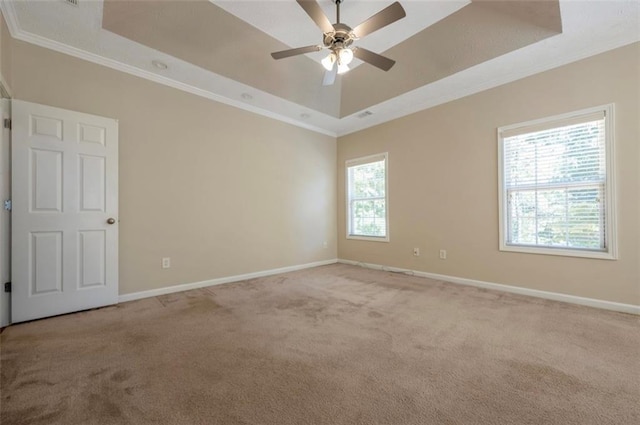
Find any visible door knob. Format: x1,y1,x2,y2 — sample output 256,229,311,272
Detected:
107,218,116,225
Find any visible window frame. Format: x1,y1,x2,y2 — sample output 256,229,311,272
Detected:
345,152,390,242
497,104,617,260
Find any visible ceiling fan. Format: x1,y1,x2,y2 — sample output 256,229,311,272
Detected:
271,0,406,86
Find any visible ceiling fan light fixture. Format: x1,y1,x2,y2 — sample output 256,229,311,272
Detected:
337,62,350,75
338,48,354,66
321,52,336,71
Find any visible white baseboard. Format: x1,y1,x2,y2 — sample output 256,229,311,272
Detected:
118,259,338,303
338,259,640,315
119,257,638,315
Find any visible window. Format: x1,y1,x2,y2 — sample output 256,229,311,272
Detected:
498,105,616,259
346,153,389,241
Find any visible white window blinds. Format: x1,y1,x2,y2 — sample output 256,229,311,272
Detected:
499,107,614,256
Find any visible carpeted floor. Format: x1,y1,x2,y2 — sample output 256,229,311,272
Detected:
0,263,638,425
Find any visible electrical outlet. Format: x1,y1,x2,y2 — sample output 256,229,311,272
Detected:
162,257,171,269
413,247,420,256
439,250,447,260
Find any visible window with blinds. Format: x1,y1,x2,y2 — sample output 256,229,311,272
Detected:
346,153,389,241
498,105,616,259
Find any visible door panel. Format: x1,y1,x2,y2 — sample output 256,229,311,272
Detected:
30,148,63,212
30,231,63,295
31,115,63,140
79,155,106,212
12,100,118,323
78,123,106,146
78,230,106,289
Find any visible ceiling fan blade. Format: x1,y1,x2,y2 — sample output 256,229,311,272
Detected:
351,2,406,38
296,0,335,34
353,48,396,71
322,64,338,86
271,45,321,60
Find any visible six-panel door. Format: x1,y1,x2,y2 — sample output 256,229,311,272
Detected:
11,100,118,323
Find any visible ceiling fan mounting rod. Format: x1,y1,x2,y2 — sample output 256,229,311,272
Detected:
335,0,342,24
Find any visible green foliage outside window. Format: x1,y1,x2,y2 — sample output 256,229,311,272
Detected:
505,120,606,250
348,158,387,238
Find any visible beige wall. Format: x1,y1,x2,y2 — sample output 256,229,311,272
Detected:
8,39,337,295
0,12,11,91
2,13,638,306
338,42,640,305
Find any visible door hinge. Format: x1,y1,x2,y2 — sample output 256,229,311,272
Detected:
3,282,10,293
3,200,10,211
3,118,10,130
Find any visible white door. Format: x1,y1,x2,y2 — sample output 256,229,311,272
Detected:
11,100,118,323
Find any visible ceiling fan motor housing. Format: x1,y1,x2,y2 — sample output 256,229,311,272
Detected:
323,23,355,50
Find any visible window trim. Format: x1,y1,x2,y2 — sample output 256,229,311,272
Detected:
497,104,617,260
345,152,390,242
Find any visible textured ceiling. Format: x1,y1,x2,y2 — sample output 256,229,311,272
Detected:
1,0,639,135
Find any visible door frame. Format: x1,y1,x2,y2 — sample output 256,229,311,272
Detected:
0,96,10,327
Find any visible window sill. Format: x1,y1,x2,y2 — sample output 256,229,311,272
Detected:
500,244,617,260
347,235,390,243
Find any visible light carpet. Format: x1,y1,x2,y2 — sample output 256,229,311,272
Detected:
1,263,638,424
